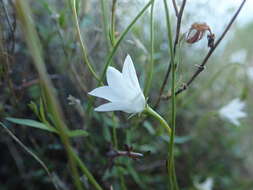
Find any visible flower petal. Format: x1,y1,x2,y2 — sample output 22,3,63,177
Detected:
122,55,141,91
106,66,132,98
94,102,126,112
106,66,123,87
126,92,146,113
88,86,120,102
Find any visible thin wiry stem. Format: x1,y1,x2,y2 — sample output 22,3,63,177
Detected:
0,0,14,33
144,0,155,96
173,0,187,53
154,0,186,108
111,113,127,190
71,0,100,81
167,6,178,189
110,0,117,45
167,0,247,99
100,0,111,49
172,0,179,17
71,149,104,190
160,1,178,189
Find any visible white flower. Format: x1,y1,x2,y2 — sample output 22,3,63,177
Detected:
88,55,146,113
247,66,253,81
219,98,247,126
195,178,213,190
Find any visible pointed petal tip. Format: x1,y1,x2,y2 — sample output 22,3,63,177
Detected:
87,90,93,96
88,89,96,96
126,54,131,60
124,54,133,65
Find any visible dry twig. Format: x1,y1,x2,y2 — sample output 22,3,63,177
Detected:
166,0,247,99
155,0,187,108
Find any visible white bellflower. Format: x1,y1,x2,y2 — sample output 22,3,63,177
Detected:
219,98,247,126
88,55,145,113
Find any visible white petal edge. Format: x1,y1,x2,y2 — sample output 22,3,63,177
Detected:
94,102,126,112
122,55,141,91
88,86,120,102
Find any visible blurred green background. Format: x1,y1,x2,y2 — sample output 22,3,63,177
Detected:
0,0,252,189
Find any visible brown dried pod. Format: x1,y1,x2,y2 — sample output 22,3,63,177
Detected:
186,22,212,44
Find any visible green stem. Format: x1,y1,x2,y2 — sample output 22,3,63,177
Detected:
71,149,104,190
112,114,118,149
144,105,171,136
71,0,100,82
144,0,155,96
145,105,173,188
172,158,179,190
111,114,127,190
163,0,179,189
99,0,152,83
110,0,117,46
99,0,111,50
119,175,127,190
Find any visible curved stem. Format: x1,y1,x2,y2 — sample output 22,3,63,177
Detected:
144,105,171,136
71,0,100,81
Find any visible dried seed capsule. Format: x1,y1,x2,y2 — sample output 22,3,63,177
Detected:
186,22,213,45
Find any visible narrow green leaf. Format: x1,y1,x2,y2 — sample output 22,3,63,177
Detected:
6,117,57,133
6,117,88,138
66,129,89,137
